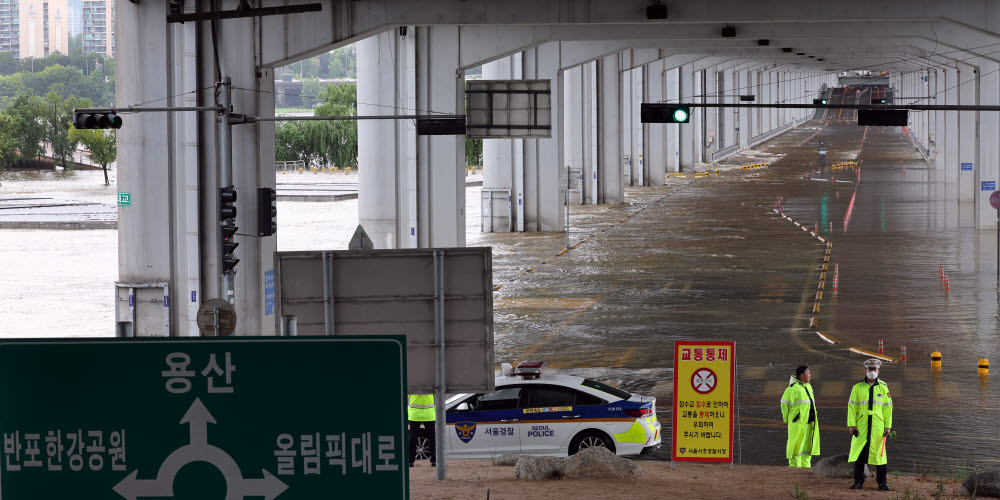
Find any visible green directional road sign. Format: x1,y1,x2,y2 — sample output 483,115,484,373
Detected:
117,192,131,206
0,336,408,499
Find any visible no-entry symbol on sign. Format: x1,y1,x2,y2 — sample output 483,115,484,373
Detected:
990,190,1000,210
691,368,717,394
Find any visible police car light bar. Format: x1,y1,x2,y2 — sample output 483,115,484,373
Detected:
514,360,545,379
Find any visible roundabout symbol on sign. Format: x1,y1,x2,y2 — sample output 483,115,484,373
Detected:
691,368,717,394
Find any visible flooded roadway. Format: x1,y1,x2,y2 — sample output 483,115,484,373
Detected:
2,117,998,473
477,118,1000,472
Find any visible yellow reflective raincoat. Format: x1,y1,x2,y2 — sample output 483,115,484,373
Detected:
847,378,893,466
780,378,820,467
408,394,435,422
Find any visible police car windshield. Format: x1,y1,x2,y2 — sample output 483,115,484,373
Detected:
581,379,631,401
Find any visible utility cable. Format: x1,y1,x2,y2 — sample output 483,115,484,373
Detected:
231,85,455,116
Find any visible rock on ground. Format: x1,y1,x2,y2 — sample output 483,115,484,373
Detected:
963,471,1000,497
812,454,874,479
513,455,565,480
813,454,853,478
562,447,642,480
493,454,519,466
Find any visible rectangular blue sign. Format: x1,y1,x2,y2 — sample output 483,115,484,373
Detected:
982,181,996,191
264,270,275,316
961,162,973,171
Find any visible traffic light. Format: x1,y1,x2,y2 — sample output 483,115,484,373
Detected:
219,186,239,273
219,186,237,219
812,98,828,106
858,109,907,126
221,223,239,273
640,104,691,123
257,187,277,237
73,111,122,129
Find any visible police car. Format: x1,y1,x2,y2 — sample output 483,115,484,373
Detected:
444,361,660,458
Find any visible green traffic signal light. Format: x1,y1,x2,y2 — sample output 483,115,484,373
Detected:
639,104,691,123
821,99,828,105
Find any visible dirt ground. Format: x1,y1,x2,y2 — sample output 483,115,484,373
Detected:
410,460,973,499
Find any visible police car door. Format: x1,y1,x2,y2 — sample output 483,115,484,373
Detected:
519,384,581,455
447,386,523,458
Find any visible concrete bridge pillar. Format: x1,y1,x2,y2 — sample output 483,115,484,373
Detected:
563,64,584,204
768,69,777,130
597,53,624,204
692,68,705,165
357,30,416,248
977,62,1000,229
957,62,977,204
357,26,466,246
737,68,751,149
629,67,644,186
584,61,598,205
414,26,467,246
644,59,666,185
678,64,695,171
702,66,719,162
665,66,679,172
944,66,959,188
933,69,944,168
520,44,565,231
622,68,635,186
119,0,277,336
482,55,522,231
723,66,736,149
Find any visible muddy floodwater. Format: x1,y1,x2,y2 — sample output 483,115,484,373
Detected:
2,119,999,473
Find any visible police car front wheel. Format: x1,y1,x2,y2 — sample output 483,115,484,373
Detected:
414,436,432,460
569,430,616,455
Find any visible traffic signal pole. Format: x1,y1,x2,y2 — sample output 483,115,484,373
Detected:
217,76,236,304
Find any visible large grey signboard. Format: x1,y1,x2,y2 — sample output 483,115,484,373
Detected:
273,248,494,394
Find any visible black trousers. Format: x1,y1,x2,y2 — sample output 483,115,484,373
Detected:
408,421,435,464
853,434,888,485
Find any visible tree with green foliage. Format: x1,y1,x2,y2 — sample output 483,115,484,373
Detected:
314,83,357,168
0,113,18,171
275,121,308,163
43,90,92,169
68,34,82,55
274,82,359,169
0,52,16,75
70,128,117,185
4,91,46,165
465,137,483,166
300,77,327,108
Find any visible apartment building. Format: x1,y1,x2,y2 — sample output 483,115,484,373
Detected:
81,0,111,56
18,0,70,58
0,0,18,57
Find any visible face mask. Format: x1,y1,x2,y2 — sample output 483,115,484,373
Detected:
866,370,878,379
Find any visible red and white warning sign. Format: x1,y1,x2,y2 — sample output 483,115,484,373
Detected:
691,368,717,394
673,341,736,463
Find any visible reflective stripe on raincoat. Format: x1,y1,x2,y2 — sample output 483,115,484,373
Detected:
847,379,893,465
780,378,820,460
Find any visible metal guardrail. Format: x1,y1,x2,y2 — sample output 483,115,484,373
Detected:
711,144,739,163
711,115,811,163
907,132,930,160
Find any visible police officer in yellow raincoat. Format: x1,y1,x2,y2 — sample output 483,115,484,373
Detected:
847,359,893,491
780,366,820,467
